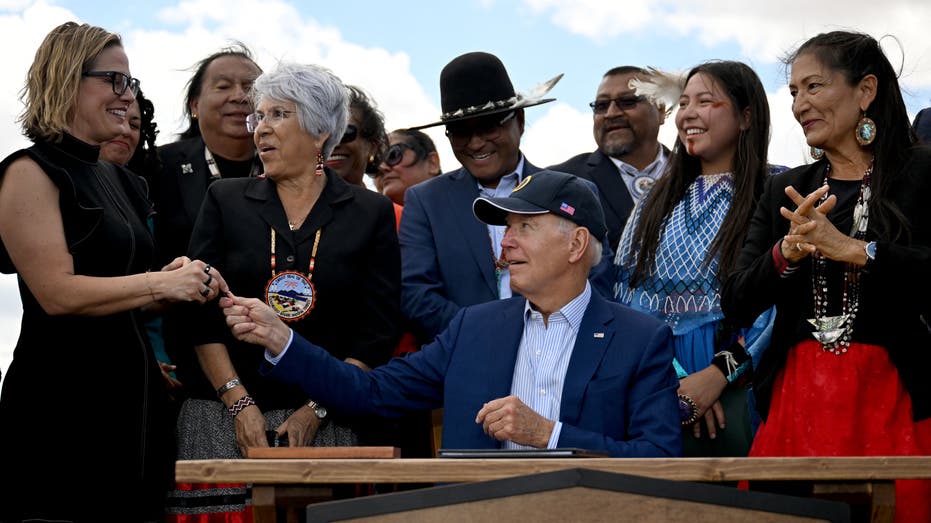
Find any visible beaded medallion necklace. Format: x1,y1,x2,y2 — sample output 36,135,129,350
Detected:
808,158,873,354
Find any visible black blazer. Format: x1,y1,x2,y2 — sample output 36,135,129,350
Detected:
183,168,402,409
153,136,212,268
722,146,931,421
550,150,637,249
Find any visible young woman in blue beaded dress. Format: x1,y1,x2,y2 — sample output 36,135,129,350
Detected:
614,61,782,456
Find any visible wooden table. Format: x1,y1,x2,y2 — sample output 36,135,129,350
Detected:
176,456,931,522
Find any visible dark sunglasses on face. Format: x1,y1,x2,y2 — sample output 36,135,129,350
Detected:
589,96,645,115
82,70,140,97
383,142,425,167
444,111,516,141
339,124,358,144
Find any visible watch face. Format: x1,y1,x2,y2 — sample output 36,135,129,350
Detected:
866,242,877,259
315,406,327,419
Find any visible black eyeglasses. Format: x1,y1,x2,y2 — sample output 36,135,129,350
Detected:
589,96,645,115
383,142,424,167
339,124,358,144
82,71,140,97
445,111,516,142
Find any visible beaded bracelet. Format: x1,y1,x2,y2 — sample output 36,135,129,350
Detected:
228,395,256,417
678,394,699,426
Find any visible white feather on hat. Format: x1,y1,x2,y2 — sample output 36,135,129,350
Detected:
514,73,564,108
628,67,688,116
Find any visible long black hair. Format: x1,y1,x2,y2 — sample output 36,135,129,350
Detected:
786,31,916,240
627,61,770,287
347,85,387,173
127,89,159,175
179,42,259,139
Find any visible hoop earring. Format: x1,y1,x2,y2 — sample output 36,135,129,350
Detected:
810,146,824,160
856,114,877,146
315,152,325,177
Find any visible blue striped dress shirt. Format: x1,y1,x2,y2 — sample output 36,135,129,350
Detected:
504,281,592,449
477,155,526,299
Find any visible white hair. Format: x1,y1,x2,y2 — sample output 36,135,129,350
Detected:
252,62,349,159
554,215,603,270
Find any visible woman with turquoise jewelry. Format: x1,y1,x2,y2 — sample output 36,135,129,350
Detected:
723,31,931,521
614,60,782,456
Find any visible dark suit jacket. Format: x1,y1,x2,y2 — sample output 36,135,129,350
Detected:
550,148,668,249
154,136,212,268
722,147,931,421
914,108,931,145
264,291,681,457
183,169,401,408
399,158,615,342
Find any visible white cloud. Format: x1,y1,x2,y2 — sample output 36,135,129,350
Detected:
522,0,931,89
0,274,22,389
521,0,653,41
522,102,595,166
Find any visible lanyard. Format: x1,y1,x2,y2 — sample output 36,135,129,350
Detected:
270,227,322,279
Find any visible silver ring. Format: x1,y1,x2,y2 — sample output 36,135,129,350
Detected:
796,243,802,251
204,264,211,275
200,286,210,298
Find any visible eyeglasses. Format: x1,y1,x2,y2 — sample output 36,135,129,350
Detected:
246,108,296,132
339,124,358,144
383,142,424,167
445,111,516,143
82,71,140,97
589,96,646,115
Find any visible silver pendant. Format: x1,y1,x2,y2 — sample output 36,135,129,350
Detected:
808,314,850,344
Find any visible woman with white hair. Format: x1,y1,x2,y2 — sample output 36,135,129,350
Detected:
176,61,400,480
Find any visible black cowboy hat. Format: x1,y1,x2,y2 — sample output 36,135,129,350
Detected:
410,51,562,130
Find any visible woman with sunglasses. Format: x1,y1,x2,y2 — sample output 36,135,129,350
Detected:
326,85,388,186
378,129,442,206
177,62,400,501
0,22,227,521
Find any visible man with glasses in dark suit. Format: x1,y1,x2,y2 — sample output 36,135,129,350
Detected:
550,66,670,249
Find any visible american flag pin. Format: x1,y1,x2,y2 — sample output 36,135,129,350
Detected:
181,163,194,174
593,332,604,338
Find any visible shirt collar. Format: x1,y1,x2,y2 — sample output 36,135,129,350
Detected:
608,145,667,177
476,154,526,193
523,281,591,332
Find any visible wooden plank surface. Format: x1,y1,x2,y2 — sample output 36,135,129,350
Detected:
176,456,931,484
244,446,400,459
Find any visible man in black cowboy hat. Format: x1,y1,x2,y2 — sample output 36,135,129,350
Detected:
400,51,614,342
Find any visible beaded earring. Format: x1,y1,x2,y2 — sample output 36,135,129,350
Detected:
315,152,324,177
856,113,877,146
810,146,824,160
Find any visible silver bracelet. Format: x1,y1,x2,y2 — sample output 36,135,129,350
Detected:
216,378,241,397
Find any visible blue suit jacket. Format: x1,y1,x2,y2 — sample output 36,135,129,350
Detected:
264,291,682,457
399,158,615,341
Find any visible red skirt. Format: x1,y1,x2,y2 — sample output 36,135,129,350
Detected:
749,340,931,522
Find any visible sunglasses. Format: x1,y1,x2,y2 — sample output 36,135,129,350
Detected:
589,96,645,115
82,70,140,97
444,111,516,142
339,124,358,144
383,142,425,167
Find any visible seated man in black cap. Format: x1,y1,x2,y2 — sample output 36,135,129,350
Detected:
221,171,680,457
400,51,614,343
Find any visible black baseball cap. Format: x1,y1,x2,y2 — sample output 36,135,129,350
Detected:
473,170,607,240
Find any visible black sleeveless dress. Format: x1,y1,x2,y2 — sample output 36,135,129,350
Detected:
0,134,173,522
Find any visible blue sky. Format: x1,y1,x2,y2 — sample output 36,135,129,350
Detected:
1,0,930,377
